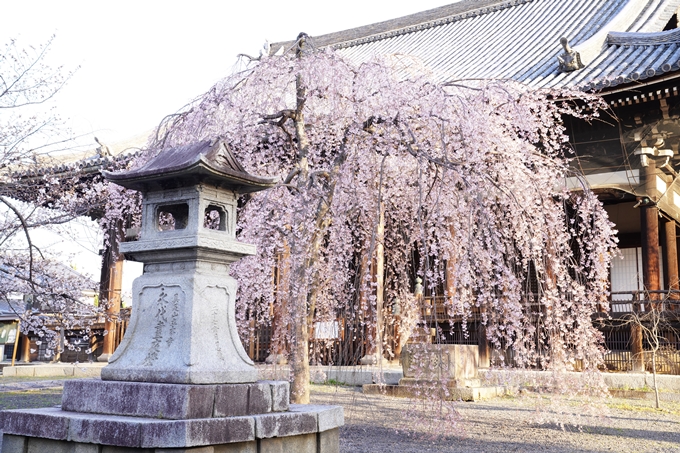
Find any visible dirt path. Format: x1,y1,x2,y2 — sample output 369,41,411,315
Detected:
311,385,680,453
0,379,678,452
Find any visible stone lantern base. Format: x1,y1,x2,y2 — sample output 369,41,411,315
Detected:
1,379,342,453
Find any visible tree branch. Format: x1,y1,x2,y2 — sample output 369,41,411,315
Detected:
0,195,35,291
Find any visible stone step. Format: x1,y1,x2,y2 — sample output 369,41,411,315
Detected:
62,379,289,419
398,377,482,388
1,404,343,451
363,383,506,402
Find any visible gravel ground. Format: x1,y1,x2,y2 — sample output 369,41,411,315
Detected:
0,379,678,452
310,385,680,453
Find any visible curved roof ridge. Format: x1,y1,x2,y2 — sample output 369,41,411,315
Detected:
269,0,530,54
331,0,534,50
609,26,680,44
570,0,652,66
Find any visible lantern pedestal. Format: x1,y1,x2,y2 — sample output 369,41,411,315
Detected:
100,259,258,384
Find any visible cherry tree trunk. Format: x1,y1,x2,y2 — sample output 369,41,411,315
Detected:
291,291,310,403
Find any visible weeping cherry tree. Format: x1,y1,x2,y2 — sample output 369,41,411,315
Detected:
143,35,617,404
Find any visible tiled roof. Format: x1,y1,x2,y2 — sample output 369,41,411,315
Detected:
103,139,277,193
578,27,680,89
272,0,680,90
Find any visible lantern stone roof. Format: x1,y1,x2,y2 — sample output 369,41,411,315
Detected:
103,139,277,193
271,0,680,90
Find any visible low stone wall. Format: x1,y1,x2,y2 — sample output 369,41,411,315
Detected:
6,364,680,394
601,372,680,392
2,363,105,378
2,363,404,385
485,369,680,392
309,366,403,386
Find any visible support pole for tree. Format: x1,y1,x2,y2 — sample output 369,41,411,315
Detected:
375,205,385,364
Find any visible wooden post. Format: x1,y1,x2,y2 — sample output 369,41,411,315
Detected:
393,312,402,359
89,334,98,361
641,205,661,294
664,219,679,295
10,321,20,366
636,159,662,371
20,332,31,362
248,319,255,360
101,259,123,358
99,222,124,362
477,314,490,368
445,252,456,308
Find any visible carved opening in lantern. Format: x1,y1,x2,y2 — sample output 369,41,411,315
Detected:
204,204,227,231
157,203,189,231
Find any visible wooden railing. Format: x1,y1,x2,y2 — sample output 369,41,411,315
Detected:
609,290,680,315
420,291,680,322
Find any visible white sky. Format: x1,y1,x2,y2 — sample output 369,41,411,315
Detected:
3,1,455,147
4,1,455,294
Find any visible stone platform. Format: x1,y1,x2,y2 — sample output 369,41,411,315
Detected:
373,344,505,401
1,379,343,453
363,379,506,402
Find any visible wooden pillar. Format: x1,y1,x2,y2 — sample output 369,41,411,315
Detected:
477,314,490,368
101,259,123,358
98,222,124,361
248,319,256,360
445,258,456,307
635,160,661,371
664,219,679,294
20,333,31,362
89,334,98,361
641,205,661,295
640,159,662,295
393,312,402,359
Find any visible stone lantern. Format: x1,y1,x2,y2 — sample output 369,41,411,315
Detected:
100,139,275,384
0,139,343,453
